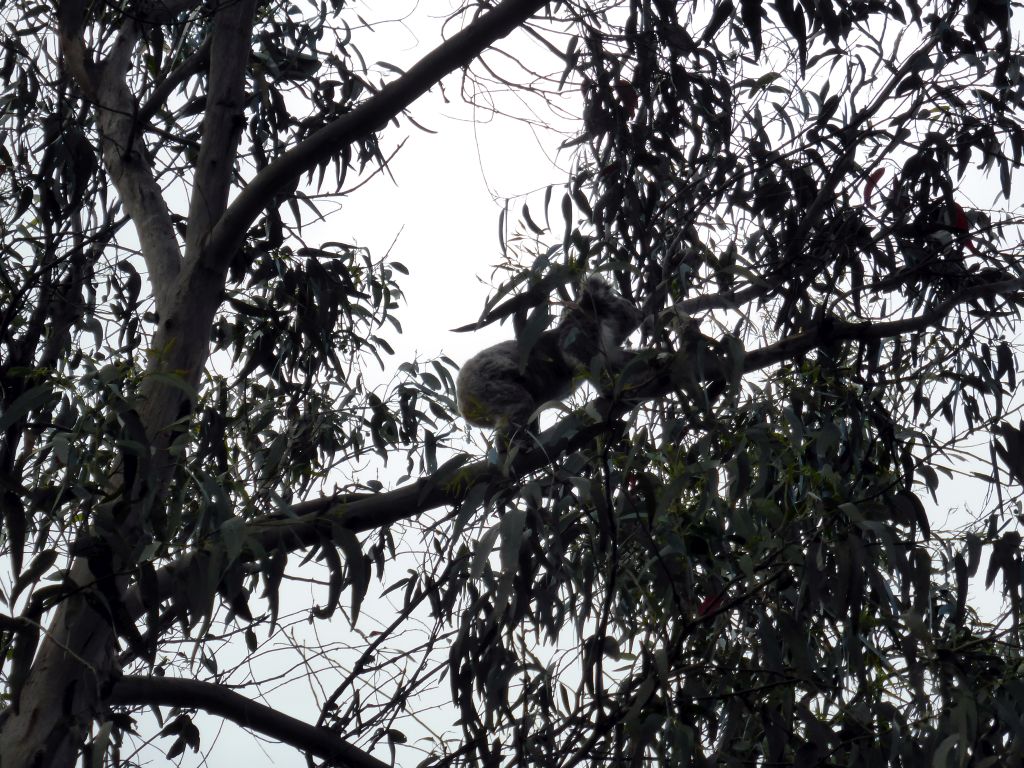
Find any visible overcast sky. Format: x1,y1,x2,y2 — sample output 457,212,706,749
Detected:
308,1,581,365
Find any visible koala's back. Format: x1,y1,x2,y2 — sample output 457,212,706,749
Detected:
456,337,574,428
456,275,642,430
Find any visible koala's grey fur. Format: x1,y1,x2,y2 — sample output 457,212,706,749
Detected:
456,275,643,429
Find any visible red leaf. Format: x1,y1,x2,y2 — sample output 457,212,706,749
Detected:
864,168,885,208
698,592,724,617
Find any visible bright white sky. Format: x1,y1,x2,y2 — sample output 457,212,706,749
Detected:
309,0,581,367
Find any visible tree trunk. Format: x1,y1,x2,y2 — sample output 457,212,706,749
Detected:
0,562,115,766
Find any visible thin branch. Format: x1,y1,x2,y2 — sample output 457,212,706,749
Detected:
745,276,1024,371
784,30,945,263
108,675,390,768
674,283,769,314
139,34,212,124
136,0,204,24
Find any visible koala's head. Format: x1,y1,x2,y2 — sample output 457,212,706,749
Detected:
577,275,643,344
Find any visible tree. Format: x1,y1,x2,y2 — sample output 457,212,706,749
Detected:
1,0,1024,764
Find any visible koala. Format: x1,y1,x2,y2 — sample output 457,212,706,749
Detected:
456,275,643,430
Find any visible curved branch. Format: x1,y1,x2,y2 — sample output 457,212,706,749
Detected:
139,35,212,124
109,675,389,768
58,12,183,308
198,0,549,280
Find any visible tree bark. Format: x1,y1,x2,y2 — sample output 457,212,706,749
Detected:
0,568,116,767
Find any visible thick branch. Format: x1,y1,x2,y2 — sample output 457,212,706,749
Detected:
56,0,96,99
132,0,549,467
109,676,389,768
184,0,256,263
122,416,606,626
130,1,252,472
200,0,548,280
3,11,192,766
67,17,182,309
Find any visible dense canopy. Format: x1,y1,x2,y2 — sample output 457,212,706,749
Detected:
1,0,1024,765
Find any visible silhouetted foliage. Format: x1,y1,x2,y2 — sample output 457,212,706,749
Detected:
0,0,1023,766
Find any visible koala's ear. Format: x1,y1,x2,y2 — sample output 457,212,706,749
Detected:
578,275,604,310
